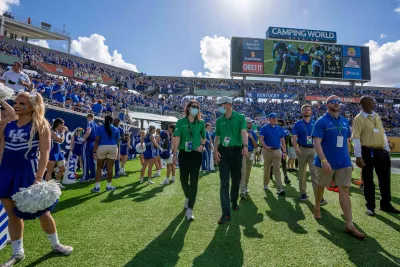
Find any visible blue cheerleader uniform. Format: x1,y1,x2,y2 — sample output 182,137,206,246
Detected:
120,140,128,156
49,130,65,162
72,135,84,156
143,134,156,160
0,121,39,198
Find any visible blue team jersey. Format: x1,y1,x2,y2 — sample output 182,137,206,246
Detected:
72,135,84,155
292,119,315,146
96,125,120,146
259,123,285,148
312,113,351,170
91,103,103,115
117,127,124,141
51,84,65,103
86,120,97,142
247,129,258,151
50,131,62,155
2,121,39,160
283,52,300,75
133,134,141,145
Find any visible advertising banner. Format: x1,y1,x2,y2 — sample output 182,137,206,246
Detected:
194,89,237,97
267,27,337,43
305,96,360,103
246,92,296,99
375,98,400,104
388,137,400,153
74,70,103,83
231,37,371,81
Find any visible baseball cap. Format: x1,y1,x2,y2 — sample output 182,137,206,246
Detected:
245,117,253,123
268,113,277,119
216,96,233,105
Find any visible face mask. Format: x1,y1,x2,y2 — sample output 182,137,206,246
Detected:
190,108,198,116
218,107,226,114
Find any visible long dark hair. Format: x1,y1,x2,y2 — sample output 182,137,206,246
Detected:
185,100,201,121
104,115,113,138
52,118,64,131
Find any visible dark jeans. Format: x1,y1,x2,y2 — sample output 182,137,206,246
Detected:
178,150,202,209
219,146,243,217
361,147,392,210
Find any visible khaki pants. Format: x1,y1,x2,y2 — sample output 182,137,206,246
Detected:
297,146,318,195
240,152,254,192
263,149,283,189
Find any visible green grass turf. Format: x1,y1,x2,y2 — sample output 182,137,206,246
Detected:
1,159,399,267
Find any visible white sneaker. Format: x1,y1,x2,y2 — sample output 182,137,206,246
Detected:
160,178,170,186
170,178,175,184
185,208,194,221
184,198,189,210
263,185,269,190
245,187,249,193
153,173,161,178
52,243,73,256
276,188,286,196
140,178,144,184
148,179,155,184
2,252,25,266
56,181,65,189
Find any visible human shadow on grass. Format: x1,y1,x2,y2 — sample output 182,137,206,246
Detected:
315,209,400,267
101,181,142,203
264,186,308,234
238,196,264,238
52,192,105,214
130,184,165,203
192,224,243,267
124,211,189,267
24,251,64,267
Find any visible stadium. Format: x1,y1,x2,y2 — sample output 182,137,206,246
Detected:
0,1,399,266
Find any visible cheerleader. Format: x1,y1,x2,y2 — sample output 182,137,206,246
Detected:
69,127,84,172
160,124,176,186
138,130,145,166
119,133,131,176
45,118,68,189
0,92,72,266
140,126,163,184
154,128,162,177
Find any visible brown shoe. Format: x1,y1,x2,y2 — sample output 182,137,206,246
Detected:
314,208,322,220
345,226,366,240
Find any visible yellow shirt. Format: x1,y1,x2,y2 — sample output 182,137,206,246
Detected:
352,111,385,148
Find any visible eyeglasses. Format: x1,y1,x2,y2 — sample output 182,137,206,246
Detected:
328,99,341,104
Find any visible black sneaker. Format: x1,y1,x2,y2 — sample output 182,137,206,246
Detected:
232,205,239,211
277,189,286,196
284,176,291,184
218,216,231,224
380,206,400,214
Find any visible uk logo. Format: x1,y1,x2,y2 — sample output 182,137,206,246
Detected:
8,129,28,143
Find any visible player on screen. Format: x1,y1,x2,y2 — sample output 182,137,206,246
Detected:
312,50,324,77
282,45,300,76
298,45,311,76
273,41,288,75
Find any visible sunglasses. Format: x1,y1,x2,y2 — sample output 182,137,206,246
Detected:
328,99,341,104
191,106,199,109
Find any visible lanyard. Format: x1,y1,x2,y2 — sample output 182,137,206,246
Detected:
330,115,342,136
302,119,314,136
367,115,377,126
187,117,196,141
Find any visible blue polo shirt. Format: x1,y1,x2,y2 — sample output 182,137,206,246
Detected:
117,127,124,141
312,113,351,170
247,129,258,151
292,119,315,146
91,103,103,116
86,120,97,142
51,84,65,103
259,123,285,148
96,125,120,146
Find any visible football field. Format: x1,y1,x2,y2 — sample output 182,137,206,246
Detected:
1,159,399,267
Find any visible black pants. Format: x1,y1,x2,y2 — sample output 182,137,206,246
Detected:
361,147,392,210
219,146,243,217
178,150,202,209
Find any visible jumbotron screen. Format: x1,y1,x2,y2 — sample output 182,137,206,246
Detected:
231,37,371,82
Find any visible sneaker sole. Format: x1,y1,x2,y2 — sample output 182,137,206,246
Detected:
53,249,73,256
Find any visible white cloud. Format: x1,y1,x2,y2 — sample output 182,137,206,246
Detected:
181,35,230,78
0,0,19,11
380,33,388,39
28,39,49,48
395,7,400,13
71,33,139,72
365,39,400,86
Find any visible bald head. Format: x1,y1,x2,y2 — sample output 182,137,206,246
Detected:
359,96,375,114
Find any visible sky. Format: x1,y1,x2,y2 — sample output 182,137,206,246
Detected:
2,0,400,86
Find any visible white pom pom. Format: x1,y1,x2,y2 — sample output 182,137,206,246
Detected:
136,143,146,153
12,181,62,213
0,83,15,101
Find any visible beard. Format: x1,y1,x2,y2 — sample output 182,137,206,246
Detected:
328,106,340,112
303,114,311,117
